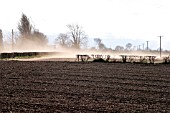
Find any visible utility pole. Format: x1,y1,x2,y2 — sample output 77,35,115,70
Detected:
158,36,163,58
146,41,149,51
12,29,14,51
139,45,141,50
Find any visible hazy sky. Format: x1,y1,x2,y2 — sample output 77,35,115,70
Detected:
0,0,170,49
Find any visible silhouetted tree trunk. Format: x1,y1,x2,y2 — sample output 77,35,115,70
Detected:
0,29,3,51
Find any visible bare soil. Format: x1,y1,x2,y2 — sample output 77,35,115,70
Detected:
0,61,170,112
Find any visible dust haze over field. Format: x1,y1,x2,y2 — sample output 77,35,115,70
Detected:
8,45,168,61
4,48,168,61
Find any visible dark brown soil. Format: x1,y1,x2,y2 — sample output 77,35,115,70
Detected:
0,61,170,112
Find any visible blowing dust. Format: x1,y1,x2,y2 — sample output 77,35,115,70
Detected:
1,40,169,61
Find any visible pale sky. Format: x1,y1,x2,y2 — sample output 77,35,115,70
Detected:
0,0,170,49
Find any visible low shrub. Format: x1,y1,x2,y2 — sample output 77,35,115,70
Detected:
93,58,106,62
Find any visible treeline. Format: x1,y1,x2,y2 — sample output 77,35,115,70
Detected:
0,13,90,51
55,24,88,49
0,13,143,52
0,13,48,51
0,13,166,52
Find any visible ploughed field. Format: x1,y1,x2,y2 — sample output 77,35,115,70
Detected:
0,61,170,112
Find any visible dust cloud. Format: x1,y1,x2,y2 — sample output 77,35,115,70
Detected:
1,40,169,61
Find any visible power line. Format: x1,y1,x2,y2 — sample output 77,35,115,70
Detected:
139,45,141,50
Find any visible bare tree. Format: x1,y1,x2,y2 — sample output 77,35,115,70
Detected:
115,45,124,51
0,29,3,51
94,38,101,48
126,43,132,50
99,43,106,50
67,24,88,49
55,33,70,47
94,38,106,50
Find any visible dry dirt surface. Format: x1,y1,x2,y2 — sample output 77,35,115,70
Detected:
0,61,170,112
